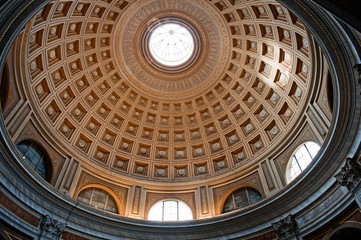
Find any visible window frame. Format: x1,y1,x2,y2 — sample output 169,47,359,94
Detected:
76,187,119,214
147,199,193,221
222,187,262,214
286,141,321,183
16,140,49,180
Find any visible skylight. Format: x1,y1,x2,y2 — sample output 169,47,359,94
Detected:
148,23,194,67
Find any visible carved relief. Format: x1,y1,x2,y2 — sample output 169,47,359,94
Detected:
39,215,66,240
9,0,319,185
335,158,361,190
271,214,298,240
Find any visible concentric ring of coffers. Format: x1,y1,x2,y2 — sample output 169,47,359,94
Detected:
22,0,314,183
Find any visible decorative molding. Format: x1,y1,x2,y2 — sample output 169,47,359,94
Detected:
0,192,40,227
117,0,228,97
354,64,361,74
355,64,361,95
200,186,209,215
131,186,142,215
261,161,276,191
63,160,79,190
0,0,359,239
7,0,317,184
353,183,361,208
298,186,345,225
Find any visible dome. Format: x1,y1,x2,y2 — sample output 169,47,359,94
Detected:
1,0,361,239
19,0,316,185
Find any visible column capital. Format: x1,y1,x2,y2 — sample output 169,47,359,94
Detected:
272,214,298,240
39,215,66,240
335,157,361,190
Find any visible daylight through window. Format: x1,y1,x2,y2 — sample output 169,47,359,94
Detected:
148,200,193,221
148,23,194,67
289,141,320,181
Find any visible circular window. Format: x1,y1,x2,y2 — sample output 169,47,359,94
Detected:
148,23,194,67
141,17,202,73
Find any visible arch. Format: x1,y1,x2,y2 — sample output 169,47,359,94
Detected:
16,140,51,181
76,185,121,214
148,199,193,221
0,229,9,240
286,141,321,183
0,62,9,111
222,187,262,214
324,222,361,240
326,71,334,112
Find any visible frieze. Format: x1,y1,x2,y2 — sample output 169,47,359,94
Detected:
298,187,345,225
0,192,40,227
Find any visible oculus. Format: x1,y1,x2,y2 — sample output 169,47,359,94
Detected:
148,22,194,67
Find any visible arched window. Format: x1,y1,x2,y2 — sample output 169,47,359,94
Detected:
148,200,193,221
329,227,361,240
222,187,262,213
16,140,48,180
77,187,118,213
288,141,320,182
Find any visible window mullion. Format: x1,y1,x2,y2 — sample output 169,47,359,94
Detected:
162,201,165,221
177,201,179,221
294,155,302,172
245,188,251,205
304,143,313,159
